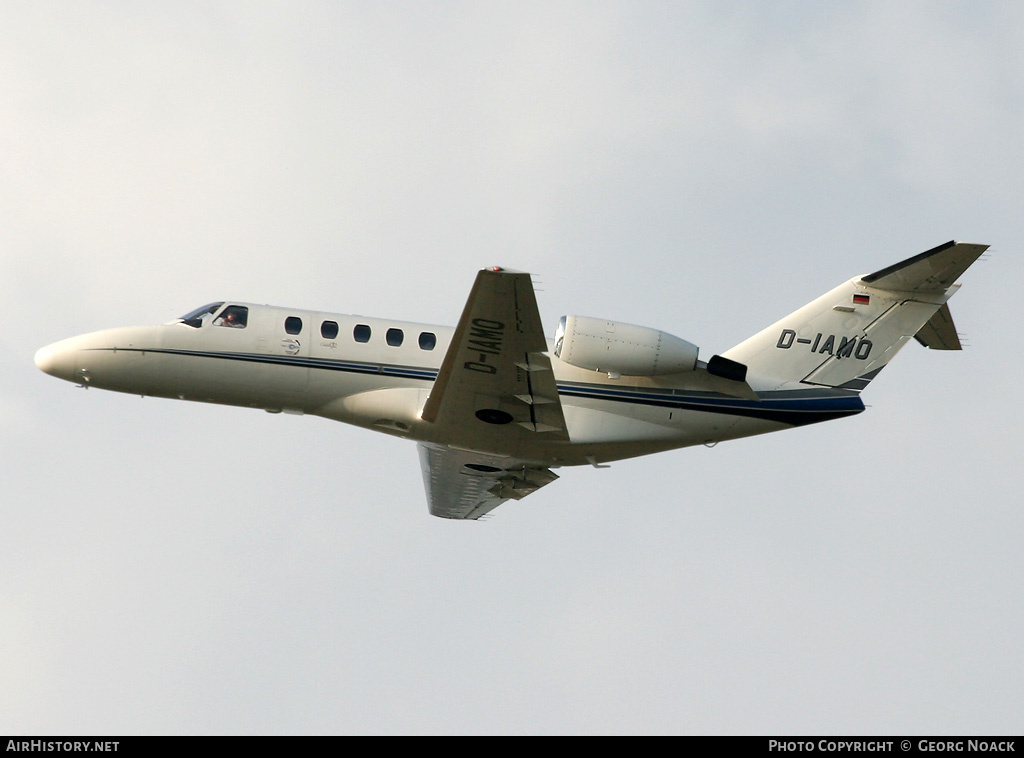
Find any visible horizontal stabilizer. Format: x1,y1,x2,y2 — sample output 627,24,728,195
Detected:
914,303,962,350
860,241,988,293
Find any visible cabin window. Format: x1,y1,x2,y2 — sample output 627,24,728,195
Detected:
285,316,302,335
179,302,224,328
214,305,248,329
321,321,339,340
353,324,371,343
418,332,436,350
386,328,404,347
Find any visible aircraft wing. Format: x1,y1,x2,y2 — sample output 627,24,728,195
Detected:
422,267,568,443
418,443,558,519
419,267,567,518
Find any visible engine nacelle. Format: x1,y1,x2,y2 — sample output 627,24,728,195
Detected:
553,315,699,376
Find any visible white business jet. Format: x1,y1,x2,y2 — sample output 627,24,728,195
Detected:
36,241,985,519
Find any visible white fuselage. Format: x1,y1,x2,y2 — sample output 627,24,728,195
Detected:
35,302,861,467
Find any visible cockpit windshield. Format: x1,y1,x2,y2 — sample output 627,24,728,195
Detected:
213,305,248,328
177,302,224,328
177,303,250,329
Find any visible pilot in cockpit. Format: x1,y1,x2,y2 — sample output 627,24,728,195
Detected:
214,306,247,328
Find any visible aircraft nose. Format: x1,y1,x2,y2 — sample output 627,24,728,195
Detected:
34,340,78,381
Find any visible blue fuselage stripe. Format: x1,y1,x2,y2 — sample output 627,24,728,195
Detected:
114,347,863,426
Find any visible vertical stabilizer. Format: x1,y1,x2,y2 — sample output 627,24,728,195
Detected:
722,241,987,392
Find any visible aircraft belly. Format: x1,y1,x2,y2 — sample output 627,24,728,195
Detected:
562,403,684,445
560,395,742,444
315,384,430,436
256,362,310,412
325,388,795,467
501,395,795,466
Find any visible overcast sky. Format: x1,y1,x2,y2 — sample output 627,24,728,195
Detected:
3,1,1022,735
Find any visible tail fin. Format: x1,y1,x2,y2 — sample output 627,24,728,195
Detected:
722,241,988,392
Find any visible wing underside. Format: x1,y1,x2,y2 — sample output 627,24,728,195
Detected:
418,443,558,519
